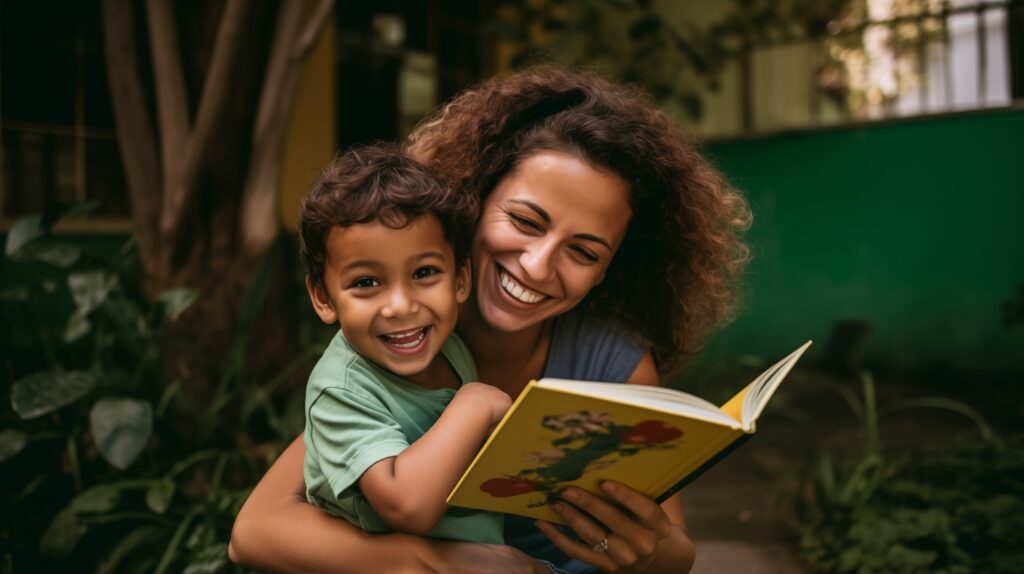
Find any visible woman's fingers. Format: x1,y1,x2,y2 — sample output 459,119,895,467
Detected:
537,483,675,571
534,519,619,572
599,481,673,538
560,486,663,556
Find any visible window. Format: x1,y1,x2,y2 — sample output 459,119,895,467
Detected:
1,0,131,231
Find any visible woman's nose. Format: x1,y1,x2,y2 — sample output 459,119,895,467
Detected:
519,239,557,282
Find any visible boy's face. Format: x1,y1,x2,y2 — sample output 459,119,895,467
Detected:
307,215,470,382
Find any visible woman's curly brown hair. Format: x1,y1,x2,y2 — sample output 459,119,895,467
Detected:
407,66,751,373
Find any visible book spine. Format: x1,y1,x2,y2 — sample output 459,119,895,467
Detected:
654,434,752,504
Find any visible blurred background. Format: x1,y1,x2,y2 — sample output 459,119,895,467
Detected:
1,0,1022,572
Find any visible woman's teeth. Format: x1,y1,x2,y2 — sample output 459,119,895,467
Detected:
381,327,427,348
499,270,545,304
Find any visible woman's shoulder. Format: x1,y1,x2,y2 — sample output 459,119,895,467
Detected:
545,308,650,383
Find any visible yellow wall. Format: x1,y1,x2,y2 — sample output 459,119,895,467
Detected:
279,14,336,231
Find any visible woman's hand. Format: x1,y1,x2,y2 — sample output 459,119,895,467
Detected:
533,481,694,573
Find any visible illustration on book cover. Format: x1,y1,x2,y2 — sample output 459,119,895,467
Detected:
478,410,683,505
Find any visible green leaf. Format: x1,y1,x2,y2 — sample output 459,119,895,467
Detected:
4,214,46,255
90,398,153,470
64,310,92,343
146,479,176,514
68,270,119,315
0,287,29,301
11,371,98,419
40,484,122,558
182,543,228,574
97,525,163,574
158,288,199,321
0,430,28,462
17,243,82,267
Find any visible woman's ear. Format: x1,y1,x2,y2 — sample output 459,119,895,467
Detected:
455,260,472,304
306,276,338,324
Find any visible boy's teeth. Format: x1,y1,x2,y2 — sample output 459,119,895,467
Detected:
383,327,426,348
499,270,544,304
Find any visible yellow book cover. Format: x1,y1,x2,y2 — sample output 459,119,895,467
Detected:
447,341,812,523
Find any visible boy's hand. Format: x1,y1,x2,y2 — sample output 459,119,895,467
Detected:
454,382,512,425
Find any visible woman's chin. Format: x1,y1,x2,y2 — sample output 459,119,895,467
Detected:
479,300,555,333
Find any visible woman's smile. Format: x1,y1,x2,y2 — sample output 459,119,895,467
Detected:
497,265,548,305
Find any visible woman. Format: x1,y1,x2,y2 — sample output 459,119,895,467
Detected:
229,66,750,573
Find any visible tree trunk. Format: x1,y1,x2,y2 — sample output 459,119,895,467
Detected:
102,0,335,401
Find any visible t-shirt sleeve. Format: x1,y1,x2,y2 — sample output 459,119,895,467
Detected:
306,386,409,498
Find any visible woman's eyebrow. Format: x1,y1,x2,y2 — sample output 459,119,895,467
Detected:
509,199,612,250
509,199,551,223
574,233,612,250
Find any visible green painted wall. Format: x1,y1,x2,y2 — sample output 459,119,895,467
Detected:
699,108,1024,375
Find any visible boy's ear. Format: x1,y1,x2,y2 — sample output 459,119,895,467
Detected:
455,260,471,304
306,276,338,324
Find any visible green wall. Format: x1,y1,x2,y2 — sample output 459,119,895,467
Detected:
700,108,1024,376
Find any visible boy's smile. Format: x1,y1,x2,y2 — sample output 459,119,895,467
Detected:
308,215,470,387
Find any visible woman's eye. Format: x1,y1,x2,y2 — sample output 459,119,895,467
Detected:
413,266,442,280
508,212,543,233
570,246,600,264
350,277,380,289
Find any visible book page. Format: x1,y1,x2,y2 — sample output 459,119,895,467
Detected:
741,341,813,430
541,379,740,428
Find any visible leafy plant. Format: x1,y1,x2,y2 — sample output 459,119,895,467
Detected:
0,206,325,573
792,371,1022,573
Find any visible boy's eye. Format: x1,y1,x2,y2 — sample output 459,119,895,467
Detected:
413,266,442,280
350,277,381,289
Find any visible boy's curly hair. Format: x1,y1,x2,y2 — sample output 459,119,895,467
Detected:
298,144,476,292
407,66,751,373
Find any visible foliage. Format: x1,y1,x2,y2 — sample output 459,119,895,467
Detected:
0,207,328,573
487,0,855,121
1002,283,1024,328
793,372,1024,573
490,0,952,124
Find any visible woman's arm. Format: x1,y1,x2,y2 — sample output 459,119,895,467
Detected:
229,435,547,574
534,353,696,573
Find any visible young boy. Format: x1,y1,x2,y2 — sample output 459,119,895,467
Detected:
298,145,510,543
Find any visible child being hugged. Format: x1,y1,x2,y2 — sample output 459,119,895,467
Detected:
298,144,510,543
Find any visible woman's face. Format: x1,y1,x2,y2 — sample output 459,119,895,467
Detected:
470,151,632,333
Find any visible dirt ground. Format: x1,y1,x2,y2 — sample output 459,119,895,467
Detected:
679,367,1021,574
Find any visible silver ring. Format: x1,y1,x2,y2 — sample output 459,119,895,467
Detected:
592,537,609,554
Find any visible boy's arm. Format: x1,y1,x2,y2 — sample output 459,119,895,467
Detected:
359,382,511,535
228,435,549,574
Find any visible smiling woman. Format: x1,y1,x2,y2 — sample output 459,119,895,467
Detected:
471,152,632,334
230,66,751,574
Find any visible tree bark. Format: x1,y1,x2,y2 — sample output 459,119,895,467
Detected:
241,0,336,257
101,0,335,399
101,0,162,291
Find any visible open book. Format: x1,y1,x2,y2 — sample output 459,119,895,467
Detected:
447,341,812,523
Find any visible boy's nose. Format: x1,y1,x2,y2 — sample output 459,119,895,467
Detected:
381,288,419,318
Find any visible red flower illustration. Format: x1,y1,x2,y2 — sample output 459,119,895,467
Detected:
480,477,538,497
621,420,683,444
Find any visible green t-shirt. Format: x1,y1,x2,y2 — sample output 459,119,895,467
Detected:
303,330,503,544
